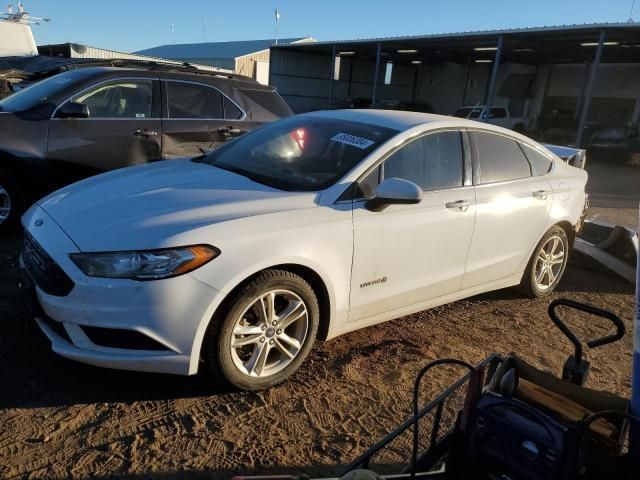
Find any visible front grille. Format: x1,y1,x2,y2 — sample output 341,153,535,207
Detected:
81,326,168,351
22,232,74,296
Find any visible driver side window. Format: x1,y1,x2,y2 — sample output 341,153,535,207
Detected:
65,79,153,119
382,130,464,191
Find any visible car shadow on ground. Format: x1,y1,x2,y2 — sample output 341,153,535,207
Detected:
464,262,633,304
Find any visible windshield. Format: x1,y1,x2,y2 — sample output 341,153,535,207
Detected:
0,70,80,112
198,116,397,191
452,107,483,119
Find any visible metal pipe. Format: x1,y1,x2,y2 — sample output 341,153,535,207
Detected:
371,42,382,108
328,44,336,109
483,35,503,123
461,55,472,105
576,29,605,148
411,62,421,102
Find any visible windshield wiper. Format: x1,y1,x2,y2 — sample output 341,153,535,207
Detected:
212,162,294,191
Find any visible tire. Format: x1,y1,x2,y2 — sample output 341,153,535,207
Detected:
202,269,319,391
519,226,569,298
0,169,25,234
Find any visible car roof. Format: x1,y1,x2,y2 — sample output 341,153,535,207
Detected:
305,109,489,131
304,109,554,155
63,66,275,91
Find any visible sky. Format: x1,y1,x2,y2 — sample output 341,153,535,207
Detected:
18,0,640,53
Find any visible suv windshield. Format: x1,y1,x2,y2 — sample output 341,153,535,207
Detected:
198,116,397,191
0,70,82,112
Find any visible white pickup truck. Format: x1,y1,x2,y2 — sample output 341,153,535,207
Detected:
452,105,528,133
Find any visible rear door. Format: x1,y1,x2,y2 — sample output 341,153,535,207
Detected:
461,130,552,289
47,77,161,182
160,80,247,158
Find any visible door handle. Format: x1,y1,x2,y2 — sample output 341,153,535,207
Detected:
445,199,472,211
532,190,551,200
132,128,158,138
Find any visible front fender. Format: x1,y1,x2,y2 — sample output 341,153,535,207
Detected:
186,256,342,375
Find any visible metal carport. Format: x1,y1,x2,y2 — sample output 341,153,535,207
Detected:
269,23,640,147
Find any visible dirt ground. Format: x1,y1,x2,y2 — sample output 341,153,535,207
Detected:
0,158,638,479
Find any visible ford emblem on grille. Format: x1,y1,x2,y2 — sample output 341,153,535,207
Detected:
34,219,44,227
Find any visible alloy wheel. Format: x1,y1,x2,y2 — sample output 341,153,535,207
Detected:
0,184,11,225
230,289,309,378
534,235,566,291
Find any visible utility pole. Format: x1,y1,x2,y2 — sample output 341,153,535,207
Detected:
274,8,280,44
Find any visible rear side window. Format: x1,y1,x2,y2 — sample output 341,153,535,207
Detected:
520,143,553,176
223,96,243,120
384,131,464,191
166,81,223,119
473,131,531,184
237,88,293,118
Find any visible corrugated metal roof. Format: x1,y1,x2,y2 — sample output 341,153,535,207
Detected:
135,37,312,60
273,22,640,47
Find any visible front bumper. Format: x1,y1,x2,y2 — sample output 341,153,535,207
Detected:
22,205,224,376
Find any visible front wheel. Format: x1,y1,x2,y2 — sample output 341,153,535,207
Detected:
202,270,319,390
0,170,24,234
519,226,569,297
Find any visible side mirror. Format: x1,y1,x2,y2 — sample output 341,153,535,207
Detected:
365,177,423,211
57,101,89,119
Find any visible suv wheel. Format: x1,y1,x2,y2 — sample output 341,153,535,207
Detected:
202,269,319,390
0,170,24,233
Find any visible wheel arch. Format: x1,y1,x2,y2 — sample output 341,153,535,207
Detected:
189,261,334,374
555,220,576,248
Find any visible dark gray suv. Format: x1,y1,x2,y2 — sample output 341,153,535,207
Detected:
0,65,292,231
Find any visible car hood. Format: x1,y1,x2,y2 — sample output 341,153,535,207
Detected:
37,159,318,251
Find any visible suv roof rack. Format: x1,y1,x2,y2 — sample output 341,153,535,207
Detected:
59,58,255,82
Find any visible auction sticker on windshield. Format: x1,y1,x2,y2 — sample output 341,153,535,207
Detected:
331,133,375,150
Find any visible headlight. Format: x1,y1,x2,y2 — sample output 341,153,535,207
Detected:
70,245,219,280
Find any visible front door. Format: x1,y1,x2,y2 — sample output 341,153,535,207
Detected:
461,130,552,289
47,78,161,185
349,130,476,322
47,78,161,176
161,80,252,158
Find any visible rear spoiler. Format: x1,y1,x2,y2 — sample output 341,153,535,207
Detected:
542,144,587,169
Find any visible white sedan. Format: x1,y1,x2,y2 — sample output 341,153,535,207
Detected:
21,110,587,390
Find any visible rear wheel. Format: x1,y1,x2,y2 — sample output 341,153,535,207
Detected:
0,169,24,234
202,270,319,390
519,226,569,297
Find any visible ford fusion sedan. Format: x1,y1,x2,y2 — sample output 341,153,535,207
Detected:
21,110,587,390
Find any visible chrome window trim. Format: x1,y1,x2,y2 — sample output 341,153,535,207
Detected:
51,76,158,119
163,79,247,121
